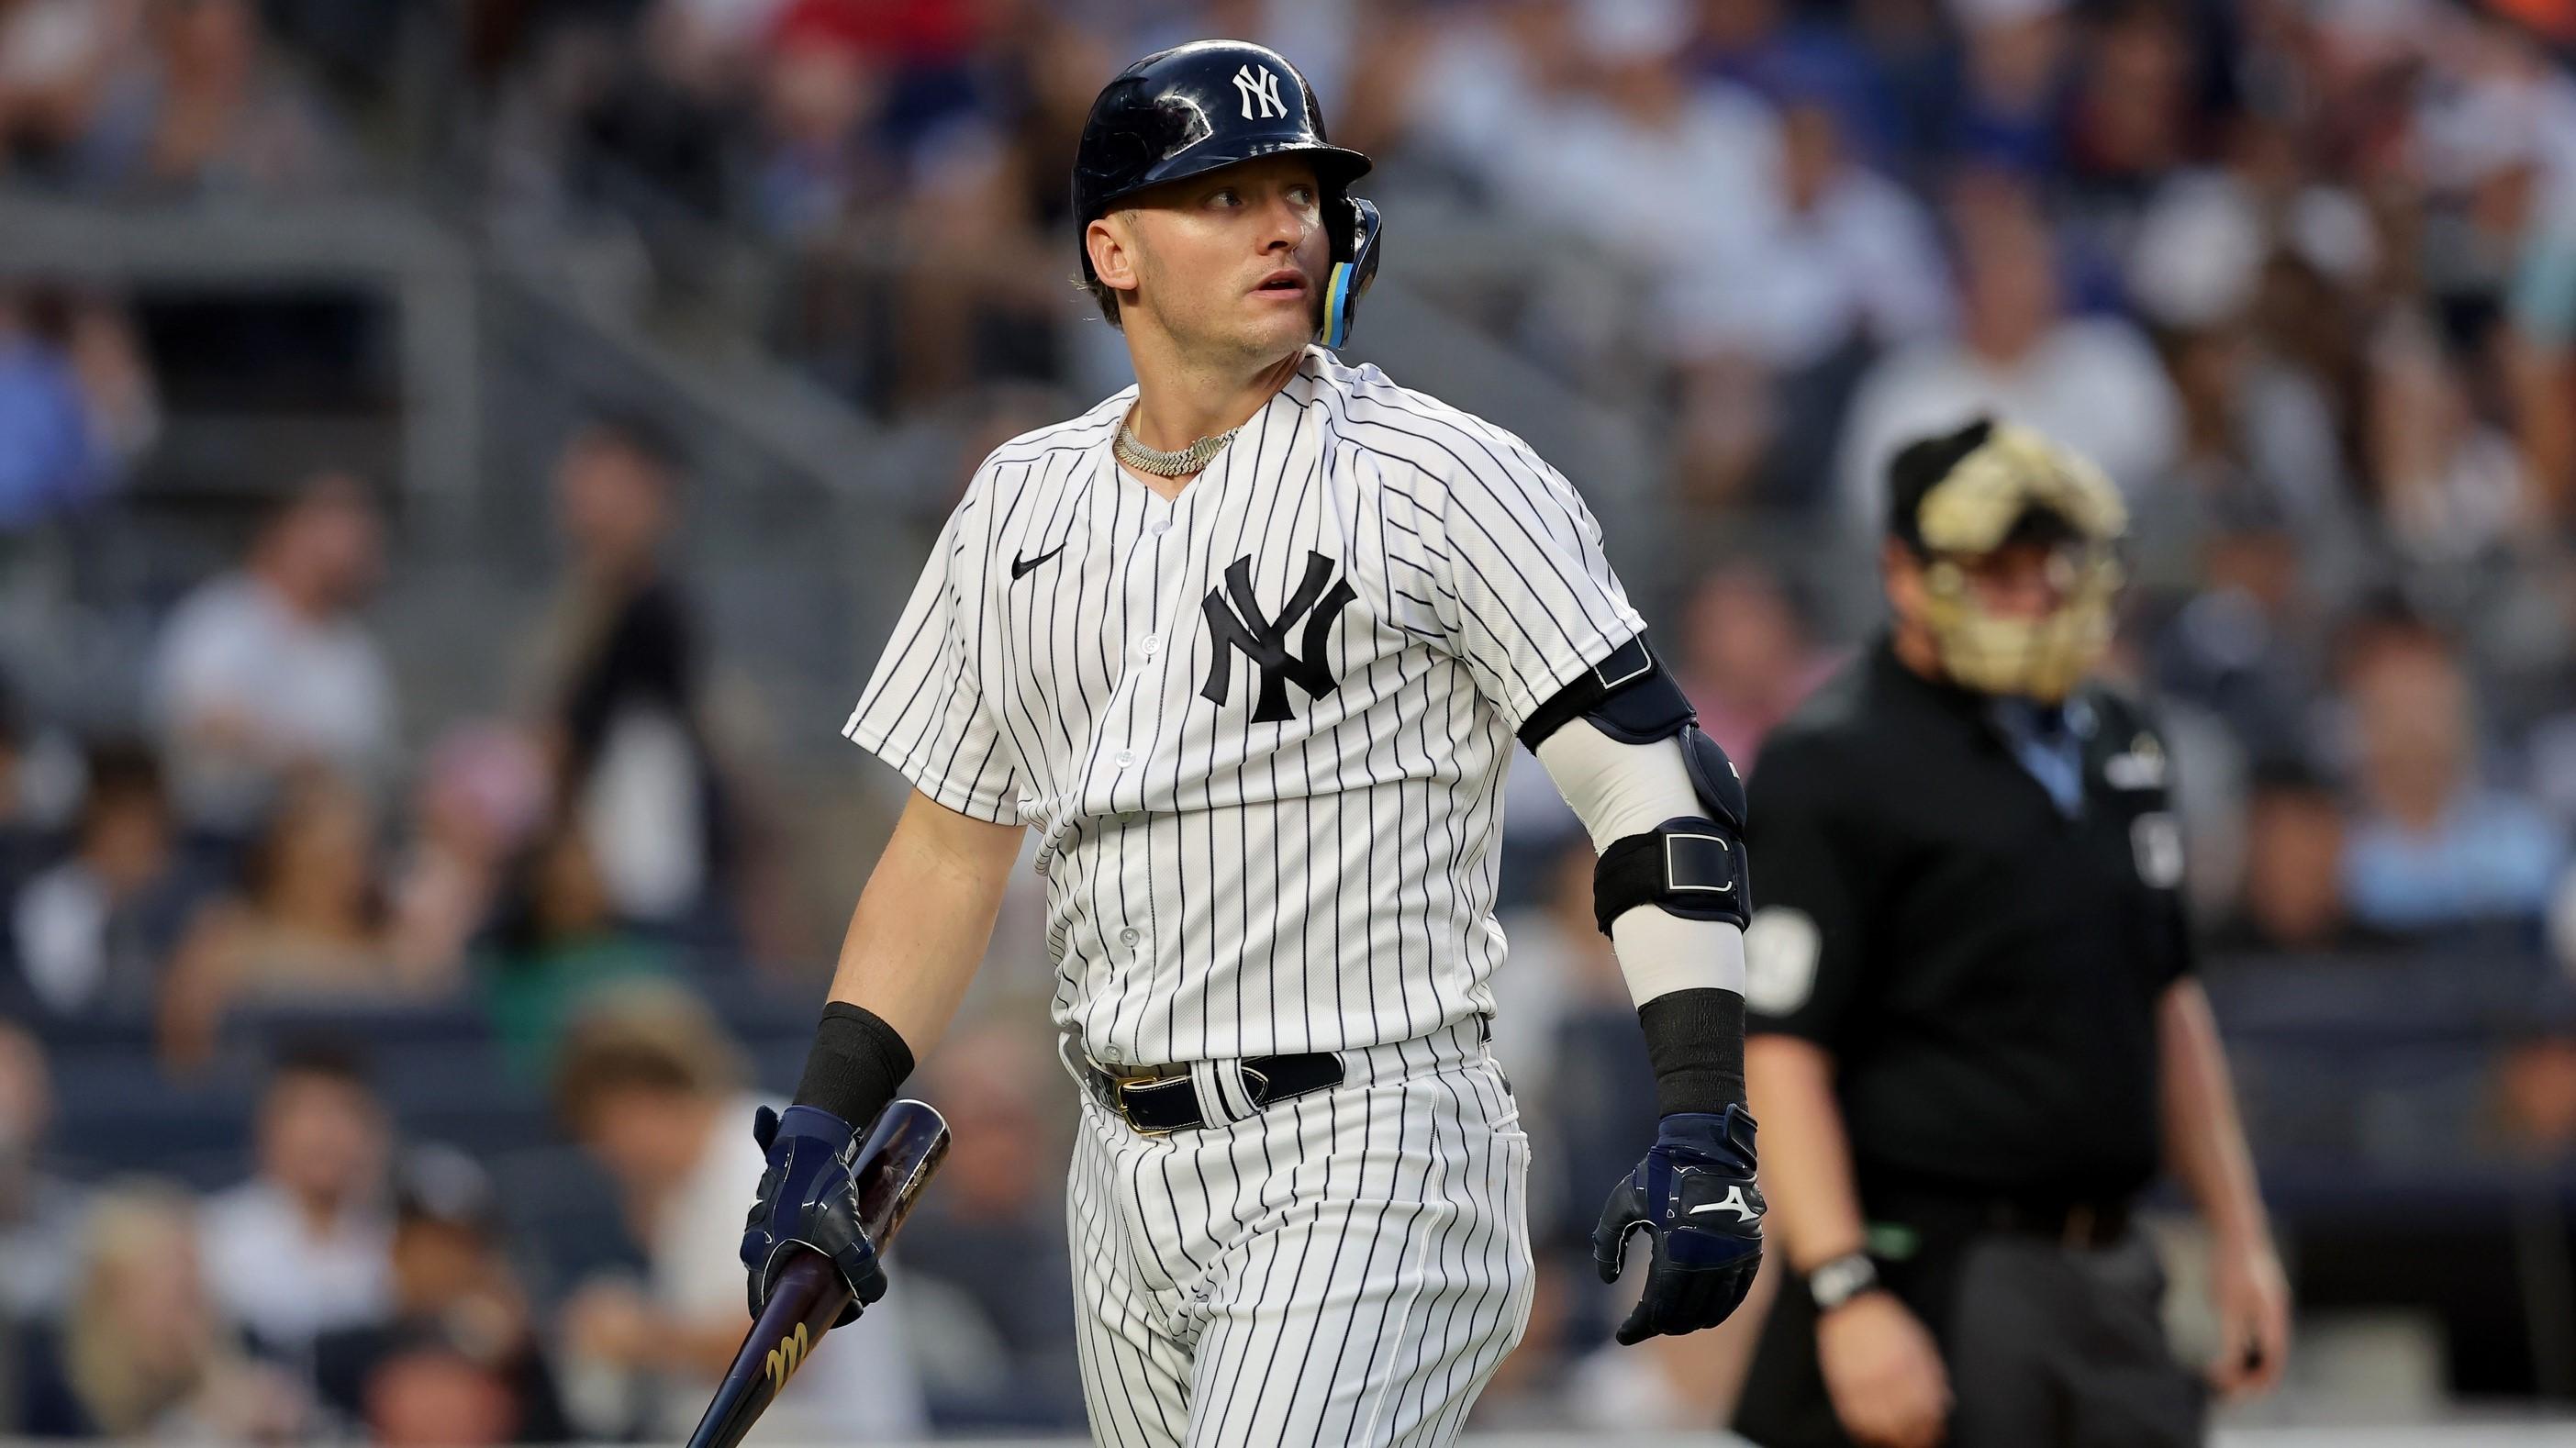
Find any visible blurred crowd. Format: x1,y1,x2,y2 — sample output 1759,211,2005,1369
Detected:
3,0,2576,1437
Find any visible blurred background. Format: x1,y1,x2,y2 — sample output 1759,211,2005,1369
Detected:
0,0,2573,1442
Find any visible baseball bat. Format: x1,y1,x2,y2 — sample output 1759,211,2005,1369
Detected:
682,1098,952,1448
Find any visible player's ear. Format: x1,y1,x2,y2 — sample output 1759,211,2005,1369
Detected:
1881,540,1923,615
1087,213,1143,301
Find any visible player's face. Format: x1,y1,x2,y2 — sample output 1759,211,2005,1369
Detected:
1120,157,1330,363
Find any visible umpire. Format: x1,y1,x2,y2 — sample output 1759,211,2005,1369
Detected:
1729,420,2290,1448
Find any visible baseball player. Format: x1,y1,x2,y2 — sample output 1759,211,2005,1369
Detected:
737,40,1766,1446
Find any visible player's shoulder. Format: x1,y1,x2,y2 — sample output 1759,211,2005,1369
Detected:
965,391,1129,484
1316,351,1569,499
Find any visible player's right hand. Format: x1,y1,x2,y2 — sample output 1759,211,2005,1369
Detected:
1817,1289,1952,1448
739,1104,887,1326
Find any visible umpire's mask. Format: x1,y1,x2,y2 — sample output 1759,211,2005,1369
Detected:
1897,422,2127,703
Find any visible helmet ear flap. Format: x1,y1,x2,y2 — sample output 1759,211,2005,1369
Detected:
1321,195,1381,349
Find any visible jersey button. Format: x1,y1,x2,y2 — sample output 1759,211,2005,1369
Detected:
1112,749,1136,769
1148,517,1172,536
1136,636,1160,659
1119,928,1142,948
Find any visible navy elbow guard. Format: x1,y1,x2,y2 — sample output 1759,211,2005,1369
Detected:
1520,637,1753,936
1593,724,1750,934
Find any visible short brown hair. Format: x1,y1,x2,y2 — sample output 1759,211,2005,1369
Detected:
550,985,742,1133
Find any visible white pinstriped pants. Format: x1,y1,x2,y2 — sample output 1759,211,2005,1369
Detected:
1065,1021,1536,1447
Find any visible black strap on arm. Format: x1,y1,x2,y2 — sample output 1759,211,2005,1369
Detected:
1594,814,1751,935
1518,634,1689,750
1640,986,1748,1115
792,1003,916,1130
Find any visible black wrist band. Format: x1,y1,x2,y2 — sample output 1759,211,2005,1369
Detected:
792,1003,916,1130
1638,986,1748,1117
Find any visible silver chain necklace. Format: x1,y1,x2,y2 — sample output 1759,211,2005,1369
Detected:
1115,418,1242,478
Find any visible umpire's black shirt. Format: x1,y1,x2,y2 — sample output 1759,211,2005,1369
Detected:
1745,640,2192,1205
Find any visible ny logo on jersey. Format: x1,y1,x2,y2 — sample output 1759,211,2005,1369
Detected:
1232,64,1286,120
1200,551,1355,723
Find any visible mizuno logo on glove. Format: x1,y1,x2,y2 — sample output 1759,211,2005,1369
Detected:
1688,1185,1760,1221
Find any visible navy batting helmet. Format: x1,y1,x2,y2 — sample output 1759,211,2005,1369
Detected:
1072,39,1383,348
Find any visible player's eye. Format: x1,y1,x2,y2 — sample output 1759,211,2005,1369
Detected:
1209,188,1241,207
1287,184,1316,206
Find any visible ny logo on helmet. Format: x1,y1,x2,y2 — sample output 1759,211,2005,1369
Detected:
1201,551,1355,723
1232,64,1286,120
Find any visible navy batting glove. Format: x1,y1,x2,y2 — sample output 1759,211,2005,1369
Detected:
740,1104,887,1325
1593,1104,1765,1344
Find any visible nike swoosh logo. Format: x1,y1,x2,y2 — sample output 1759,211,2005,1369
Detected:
1010,544,1068,581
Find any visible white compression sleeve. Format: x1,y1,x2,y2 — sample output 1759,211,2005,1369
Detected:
1532,717,1749,1005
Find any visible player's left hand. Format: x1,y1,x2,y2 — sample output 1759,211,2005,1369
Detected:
1593,1104,1765,1344
2206,1231,2290,1398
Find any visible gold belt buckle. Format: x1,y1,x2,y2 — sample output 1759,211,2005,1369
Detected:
1107,1064,1183,1138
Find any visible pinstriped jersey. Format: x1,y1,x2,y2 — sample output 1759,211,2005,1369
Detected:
842,346,1645,1066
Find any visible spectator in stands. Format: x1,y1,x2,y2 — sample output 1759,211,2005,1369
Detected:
11,741,211,1019
2366,309,2542,589
2486,999,2576,1164
2149,513,2334,771
55,288,162,485
148,469,395,839
1834,171,2181,528
1686,0,1896,162
481,816,676,1085
0,686,53,997
196,1042,394,1355
69,0,350,196
2124,173,2370,609
1501,0,1782,320
0,287,101,533
0,0,146,182
159,770,443,1068
525,418,735,933
2337,618,2566,939
2218,761,2353,955
359,1344,525,1447
0,1022,86,1324
1945,0,2070,174
313,1144,571,1443
550,985,926,1441
1670,560,1837,772
387,722,552,988
747,0,904,240
1664,79,1951,507
893,1015,1079,1427
16,1180,308,1439
564,0,746,231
